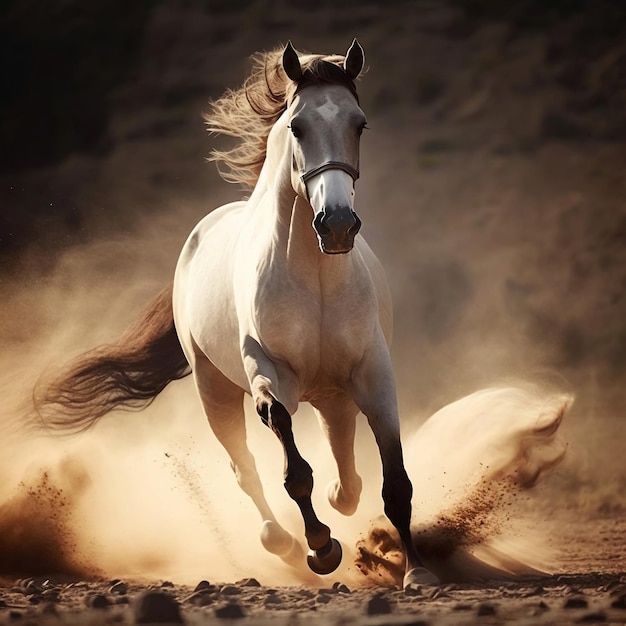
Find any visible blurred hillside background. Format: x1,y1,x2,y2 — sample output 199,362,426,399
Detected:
1,0,625,511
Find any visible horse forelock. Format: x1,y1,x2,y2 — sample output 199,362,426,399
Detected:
292,58,359,105
205,47,359,189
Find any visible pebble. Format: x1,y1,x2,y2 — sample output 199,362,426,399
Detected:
317,587,337,595
315,593,331,604
577,611,607,622
37,602,58,616
85,593,111,610
477,603,497,616
8,610,22,620
194,580,212,592
220,585,242,596
523,585,544,596
366,593,392,615
611,594,626,609
20,580,41,595
564,596,589,609
134,590,184,624
109,581,128,595
236,577,261,587
404,583,422,596
186,591,214,607
332,582,351,594
41,589,60,602
263,594,282,607
215,601,246,618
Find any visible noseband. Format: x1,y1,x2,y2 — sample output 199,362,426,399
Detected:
301,161,360,184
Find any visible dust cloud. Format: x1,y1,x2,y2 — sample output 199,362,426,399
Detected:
1,0,624,587
0,225,573,585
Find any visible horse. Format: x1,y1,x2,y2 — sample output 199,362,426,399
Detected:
34,40,438,589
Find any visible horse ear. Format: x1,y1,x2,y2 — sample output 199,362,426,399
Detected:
344,38,364,80
282,41,303,82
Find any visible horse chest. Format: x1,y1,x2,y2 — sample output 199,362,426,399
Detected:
253,274,375,386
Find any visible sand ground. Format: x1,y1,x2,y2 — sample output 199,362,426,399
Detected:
1,514,624,625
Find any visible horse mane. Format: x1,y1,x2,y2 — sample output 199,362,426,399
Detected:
205,46,359,189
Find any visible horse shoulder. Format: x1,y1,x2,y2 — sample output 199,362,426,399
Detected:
173,201,248,383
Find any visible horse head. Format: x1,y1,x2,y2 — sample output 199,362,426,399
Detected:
283,40,366,255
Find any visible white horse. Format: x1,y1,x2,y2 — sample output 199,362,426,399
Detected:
35,41,437,588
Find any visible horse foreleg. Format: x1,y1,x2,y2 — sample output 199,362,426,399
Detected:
243,337,342,575
256,388,343,574
352,341,439,589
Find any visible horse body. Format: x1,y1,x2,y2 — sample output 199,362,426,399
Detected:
175,194,390,404
35,41,437,588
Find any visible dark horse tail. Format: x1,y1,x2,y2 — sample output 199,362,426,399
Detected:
34,283,191,433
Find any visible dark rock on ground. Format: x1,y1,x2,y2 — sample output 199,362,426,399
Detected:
214,601,246,618
366,592,393,615
134,590,184,624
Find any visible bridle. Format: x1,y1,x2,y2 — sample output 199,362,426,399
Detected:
289,78,361,189
300,160,360,185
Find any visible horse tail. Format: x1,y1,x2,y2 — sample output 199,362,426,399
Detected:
34,283,191,433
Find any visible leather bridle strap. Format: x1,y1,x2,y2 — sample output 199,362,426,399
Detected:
301,161,360,184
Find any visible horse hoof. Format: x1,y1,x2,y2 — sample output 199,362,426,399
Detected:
403,567,439,589
259,520,295,557
306,538,342,575
327,478,360,516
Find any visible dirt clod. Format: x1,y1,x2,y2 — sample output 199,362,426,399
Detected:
214,601,245,618
109,581,128,595
611,594,626,609
366,592,393,615
86,593,111,609
134,590,183,624
564,596,589,609
477,602,497,615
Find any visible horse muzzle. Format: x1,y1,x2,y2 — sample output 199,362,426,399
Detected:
313,206,362,254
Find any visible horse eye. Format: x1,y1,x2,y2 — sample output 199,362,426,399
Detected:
289,123,303,139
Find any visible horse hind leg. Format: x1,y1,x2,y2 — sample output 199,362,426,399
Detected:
352,346,439,589
313,397,362,516
192,355,305,567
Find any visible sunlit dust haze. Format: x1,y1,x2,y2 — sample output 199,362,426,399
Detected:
1,0,625,586
0,263,572,585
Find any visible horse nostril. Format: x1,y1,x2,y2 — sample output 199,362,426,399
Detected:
313,212,331,237
348,211,362,237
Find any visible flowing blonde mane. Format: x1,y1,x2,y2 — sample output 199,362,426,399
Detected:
205,46,359,189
